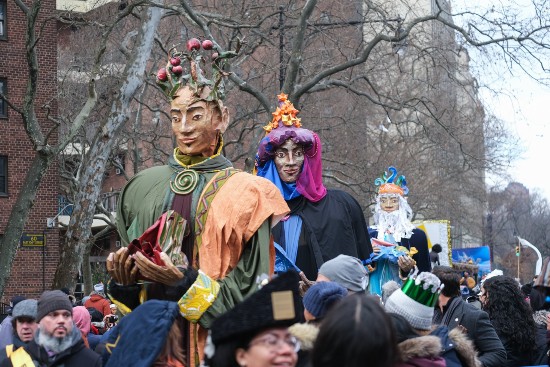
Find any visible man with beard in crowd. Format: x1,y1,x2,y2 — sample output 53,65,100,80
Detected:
366,166,430,295
0,290,101,367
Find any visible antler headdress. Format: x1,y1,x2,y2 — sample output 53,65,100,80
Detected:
156,38,241,104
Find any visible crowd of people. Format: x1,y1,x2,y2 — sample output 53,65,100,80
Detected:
0,288,115,366
2,266,550,367
1,40,550,366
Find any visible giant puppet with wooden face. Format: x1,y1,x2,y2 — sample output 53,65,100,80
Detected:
255,94,373,285
105,40,288,366
366,166,431,296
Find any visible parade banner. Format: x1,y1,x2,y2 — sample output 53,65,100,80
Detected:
413,220,452,266
451,246,491,277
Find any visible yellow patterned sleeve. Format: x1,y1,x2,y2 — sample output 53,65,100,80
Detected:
178,270,220,323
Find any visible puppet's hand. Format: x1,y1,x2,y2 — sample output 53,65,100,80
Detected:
298,271,316,297
134,252,184,286
107,248,138,286
397,255,416,274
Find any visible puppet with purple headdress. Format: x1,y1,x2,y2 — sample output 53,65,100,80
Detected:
255,94,373,284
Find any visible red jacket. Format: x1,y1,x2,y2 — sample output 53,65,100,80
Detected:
84,294,111,316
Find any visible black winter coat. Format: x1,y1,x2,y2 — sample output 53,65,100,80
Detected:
433,297,506,367
0,330,101,367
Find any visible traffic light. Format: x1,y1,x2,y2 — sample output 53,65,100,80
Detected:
515,246,520,257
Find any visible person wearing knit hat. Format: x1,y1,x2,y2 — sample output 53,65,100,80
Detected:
317,255,368,293
0,290,101,367
385,272,482,367
36,290,73,322
292,281,347,367
384,271,442,331
0,296,26,351
0,300,38,363
303,282,347,321
84,283,111,317
204,271,302,367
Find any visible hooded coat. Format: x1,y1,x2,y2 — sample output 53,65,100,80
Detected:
84,295,111,317
397,335,446,367
397,327,481,367
430,326,482,367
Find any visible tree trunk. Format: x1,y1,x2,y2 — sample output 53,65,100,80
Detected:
0,152,54,296
52,5,163,290
82,250,92,296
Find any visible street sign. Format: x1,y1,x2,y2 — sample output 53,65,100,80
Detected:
20,233,45,247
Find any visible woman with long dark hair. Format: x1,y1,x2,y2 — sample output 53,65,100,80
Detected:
311,294,399,367
480,275,546,366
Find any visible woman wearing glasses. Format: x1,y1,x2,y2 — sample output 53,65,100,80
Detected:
204,271,302,367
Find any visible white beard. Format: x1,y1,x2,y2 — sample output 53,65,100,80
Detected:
36,328,75,354
373,207,415,243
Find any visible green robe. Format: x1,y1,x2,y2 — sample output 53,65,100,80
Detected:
116,152,278,328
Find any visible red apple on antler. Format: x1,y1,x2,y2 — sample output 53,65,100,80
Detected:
202,40,214,50
171,65,183,75
156,68,168,81
186,38,201,52
170,56,181,66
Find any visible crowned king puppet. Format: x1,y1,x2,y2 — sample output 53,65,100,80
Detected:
366,166,431,296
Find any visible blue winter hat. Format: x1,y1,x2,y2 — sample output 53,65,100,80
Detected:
103,300,180,367
303,281,347,319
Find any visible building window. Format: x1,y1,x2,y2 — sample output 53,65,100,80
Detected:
0,0,6,40
0,156,7,196
0,78,6,117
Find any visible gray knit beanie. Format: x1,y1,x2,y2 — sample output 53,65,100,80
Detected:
318,255,368,292
12,299,38,320
37,290,73,321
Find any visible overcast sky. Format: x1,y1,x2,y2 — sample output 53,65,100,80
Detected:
480,78,550,199
452,0,550,200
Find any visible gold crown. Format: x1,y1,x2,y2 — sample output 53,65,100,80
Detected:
263,93,302,133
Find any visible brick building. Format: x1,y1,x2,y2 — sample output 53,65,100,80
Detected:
0,0,59,302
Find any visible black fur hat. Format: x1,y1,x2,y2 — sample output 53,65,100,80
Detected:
210,271,301,345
